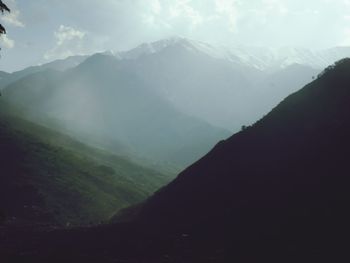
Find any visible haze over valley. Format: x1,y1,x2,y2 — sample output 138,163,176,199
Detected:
1,1,350,262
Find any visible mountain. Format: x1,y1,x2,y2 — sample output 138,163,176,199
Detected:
2,54,229,168
119,37,350,71
0,55,88,90
3,38,347,132
1,38,328,131
0,102,171,226
114,37,321,130
125,37,350,71
2,59,350,263
131,58,350,259
118,37,263,130
3,59,350,263
250,63,320,115
0,71,10,80
217,45,350,71
113,38,350,130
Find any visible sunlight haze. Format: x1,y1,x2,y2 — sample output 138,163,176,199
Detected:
0,0,349,71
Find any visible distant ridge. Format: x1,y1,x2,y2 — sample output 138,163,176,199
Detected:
119,37,350,71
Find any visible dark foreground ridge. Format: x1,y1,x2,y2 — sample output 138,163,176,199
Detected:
2,59,350,262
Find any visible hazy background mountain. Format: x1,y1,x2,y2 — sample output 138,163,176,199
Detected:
116,37,342,130
2,53,230,169
2,37,348,170
3,37,340,131
0,55,87,91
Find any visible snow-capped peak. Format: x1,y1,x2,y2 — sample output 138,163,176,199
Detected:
118,37,223,60
114,37,350,71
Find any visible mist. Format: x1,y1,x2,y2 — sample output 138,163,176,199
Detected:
2,0,350,72
2,1,350,261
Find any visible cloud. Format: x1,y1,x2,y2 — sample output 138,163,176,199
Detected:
44,25,87,60
150,0,162,14
0,34,15,49
344,0,350,6
262,0,288,15
3,0,350,72
1,0,25,27
55,25,86,46
215,0,240,32
2,10,24,27
168,0,204,29
340,28,350,46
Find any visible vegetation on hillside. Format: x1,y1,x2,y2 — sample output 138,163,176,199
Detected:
0,102,171,226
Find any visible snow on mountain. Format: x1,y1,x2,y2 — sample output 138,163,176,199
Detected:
118,37,221,60
117,37,350,71
2,37,348,132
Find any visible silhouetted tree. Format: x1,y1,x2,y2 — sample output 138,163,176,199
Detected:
0,1,10,35
0,1,9,96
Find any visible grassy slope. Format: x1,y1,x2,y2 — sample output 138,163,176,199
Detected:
0,102,172,226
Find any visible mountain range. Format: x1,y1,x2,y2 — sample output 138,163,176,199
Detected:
2,53,230,168
1,37,347,229
1,55,350,262
3,37,347,132
118,37,350,71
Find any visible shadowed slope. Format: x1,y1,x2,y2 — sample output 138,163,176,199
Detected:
134,58,350,257
2,59,350,263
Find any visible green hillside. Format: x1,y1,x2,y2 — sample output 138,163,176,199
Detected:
2,55,229,168
0,102,171,226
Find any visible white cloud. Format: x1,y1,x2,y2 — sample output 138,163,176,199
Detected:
215,0,240,32
168,0,204,29
55,25,86,46
150,0,162,14
0,34,15,49
4,0,350,72
1,0,25,27
44,25,87,60
2,10,24,27
340,28,350,46
344,0,350,6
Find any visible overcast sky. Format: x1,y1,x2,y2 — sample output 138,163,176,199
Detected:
0,0,350,72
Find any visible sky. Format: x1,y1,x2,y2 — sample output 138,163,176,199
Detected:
0,0,350,72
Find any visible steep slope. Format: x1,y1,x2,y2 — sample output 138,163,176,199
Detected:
2,38,323,132
3,58,350,263
2,60,350,263
134,58,350,256
121,38,261,130
2,54,229,168
0,102,170,226
250,63,320,115
119,38,321,130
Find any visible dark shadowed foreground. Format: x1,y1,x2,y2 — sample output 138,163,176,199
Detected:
2,59,350,262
